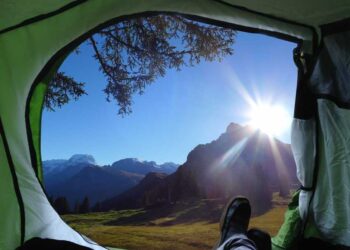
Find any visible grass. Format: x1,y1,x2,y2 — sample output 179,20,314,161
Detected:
63,195,291,250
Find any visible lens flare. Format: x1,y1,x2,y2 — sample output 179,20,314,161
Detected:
220,63,292,139
248,103,291,137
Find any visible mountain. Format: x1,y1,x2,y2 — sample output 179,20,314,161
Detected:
44,154,97,191
111,158,178,175
159,162,179,174
42,159,67,175
43,154,179,207
49,166,143,205
101,172,168,210
102,123,298,215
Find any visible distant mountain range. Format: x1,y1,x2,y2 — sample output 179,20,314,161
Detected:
44,123,299,215
100,123,299,215
43,155,179,206
111,158,178,175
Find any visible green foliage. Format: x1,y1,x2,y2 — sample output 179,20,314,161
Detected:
46,14,236,115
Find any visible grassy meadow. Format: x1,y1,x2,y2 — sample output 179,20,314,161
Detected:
63,194,290,250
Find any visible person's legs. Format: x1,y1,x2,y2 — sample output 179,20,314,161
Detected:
247,228,271,250
217,234,257,250
215,197,257,250
215,197,272,250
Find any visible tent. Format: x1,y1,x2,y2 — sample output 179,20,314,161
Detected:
0,1,349,249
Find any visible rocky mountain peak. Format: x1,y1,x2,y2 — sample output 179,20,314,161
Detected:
68,154,96,165
103,122,298,214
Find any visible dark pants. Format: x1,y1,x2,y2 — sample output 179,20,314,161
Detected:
216,234,257,250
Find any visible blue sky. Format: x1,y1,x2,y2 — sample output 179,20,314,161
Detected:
41,31,297,166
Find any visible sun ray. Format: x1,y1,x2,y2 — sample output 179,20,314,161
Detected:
222,63,256,108
267,137,291,193
211,135,250,172
221,62,292,141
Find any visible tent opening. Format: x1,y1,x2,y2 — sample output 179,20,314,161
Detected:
37,14,300,249
3,2,350,250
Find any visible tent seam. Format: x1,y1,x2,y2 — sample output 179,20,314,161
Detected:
300,102,321,239
314,95,350,110
25,86,40,181
212,0,319,52
179,12,303,43
213,0,316,31
0,117,26,245
0,0,88,35
320,17,350,36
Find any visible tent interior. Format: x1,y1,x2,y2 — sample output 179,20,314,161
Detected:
0,1,350,249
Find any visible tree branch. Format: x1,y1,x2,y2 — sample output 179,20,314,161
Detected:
89,36,115,81
99,30,147,55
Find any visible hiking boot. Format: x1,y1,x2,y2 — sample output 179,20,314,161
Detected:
217,196,251,247
247,228,271,250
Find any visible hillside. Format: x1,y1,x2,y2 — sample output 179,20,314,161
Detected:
102,123,298,215
101,172,169,210
49,166,144,205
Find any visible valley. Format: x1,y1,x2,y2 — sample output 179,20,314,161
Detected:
43,122,299,249
63,193,291,250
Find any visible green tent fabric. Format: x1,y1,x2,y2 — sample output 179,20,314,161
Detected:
1,1,350,249
272,191,302,250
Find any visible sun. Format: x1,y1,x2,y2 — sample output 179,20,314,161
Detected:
247,103,291,137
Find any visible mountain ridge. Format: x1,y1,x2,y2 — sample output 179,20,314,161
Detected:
101,123,298,215
43,155,179,207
